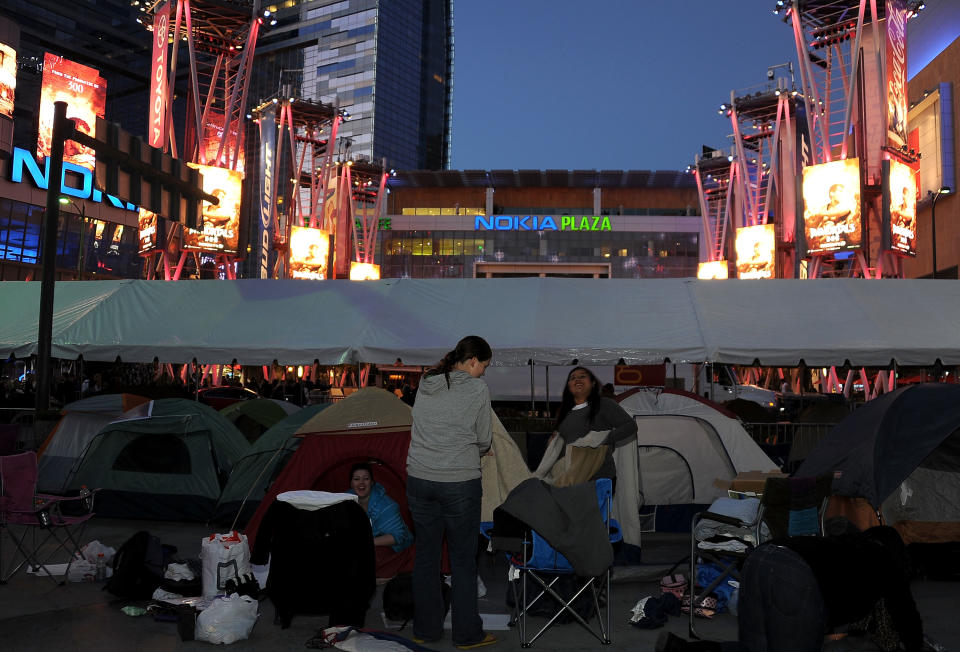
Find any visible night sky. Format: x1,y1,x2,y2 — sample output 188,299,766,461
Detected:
449,0,960,173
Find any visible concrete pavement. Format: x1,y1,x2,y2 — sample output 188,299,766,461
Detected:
1,518,957,651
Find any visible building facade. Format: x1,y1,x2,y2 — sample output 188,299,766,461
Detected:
377,169,702,279
0,5,150,281
252,0,453,171
902,33,959,279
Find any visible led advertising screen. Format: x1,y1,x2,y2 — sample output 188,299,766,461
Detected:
0,43,15,119
801,158,862,254
38,52,106,171
882,159,919,255
349,261,380,281
697,260,729,279
183,163,242,253
289,226,329,280
736,224,776,279
886,0,909,149
202,111,244,170
138,208,159,255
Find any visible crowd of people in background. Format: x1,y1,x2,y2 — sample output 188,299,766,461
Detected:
0,359,423,422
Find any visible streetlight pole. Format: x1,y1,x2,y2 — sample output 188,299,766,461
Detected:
930,186,952,279
59,197,87,279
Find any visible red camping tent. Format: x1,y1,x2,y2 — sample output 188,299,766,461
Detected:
244,388,412,547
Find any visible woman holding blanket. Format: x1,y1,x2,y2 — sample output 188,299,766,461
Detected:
551,366,637,488
348,462,413,582
406,335,497,650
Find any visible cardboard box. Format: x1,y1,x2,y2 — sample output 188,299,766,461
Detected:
728,470,788,495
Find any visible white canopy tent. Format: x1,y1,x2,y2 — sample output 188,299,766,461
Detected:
2,277,959,367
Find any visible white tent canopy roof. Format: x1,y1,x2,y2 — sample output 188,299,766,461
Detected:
2,277,958,367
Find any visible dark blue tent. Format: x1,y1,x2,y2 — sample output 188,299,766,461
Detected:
796,384,960,513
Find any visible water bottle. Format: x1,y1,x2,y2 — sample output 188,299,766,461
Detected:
727,580,740,616
79,485,91,511
95,552,106,582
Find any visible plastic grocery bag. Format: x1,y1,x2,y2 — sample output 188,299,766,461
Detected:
200,532,251,598
194,594,259,644
81,540,117,564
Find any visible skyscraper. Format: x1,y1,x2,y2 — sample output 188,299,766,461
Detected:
253,0,453,171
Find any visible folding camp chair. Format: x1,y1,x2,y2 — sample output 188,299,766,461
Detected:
492,478,619,648
688,474,833,639
0,451,97,586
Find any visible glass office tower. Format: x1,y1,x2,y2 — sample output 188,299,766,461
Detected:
254,0,453,171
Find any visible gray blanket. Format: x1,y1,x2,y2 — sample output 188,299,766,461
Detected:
498,478,613,577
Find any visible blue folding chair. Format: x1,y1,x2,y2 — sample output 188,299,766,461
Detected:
491,478,619,648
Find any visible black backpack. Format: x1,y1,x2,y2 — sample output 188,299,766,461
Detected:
382,573,451,626
105,531,174,599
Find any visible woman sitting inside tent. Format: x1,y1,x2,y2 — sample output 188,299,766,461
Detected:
348,462,414,581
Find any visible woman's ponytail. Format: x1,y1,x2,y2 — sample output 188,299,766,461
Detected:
426,335,492,389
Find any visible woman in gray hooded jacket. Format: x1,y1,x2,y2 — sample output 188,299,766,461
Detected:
406,335,497,649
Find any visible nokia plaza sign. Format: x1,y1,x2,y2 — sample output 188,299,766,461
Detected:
8,146,137,212
475,215,612,231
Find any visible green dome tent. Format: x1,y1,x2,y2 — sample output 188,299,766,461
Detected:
220,398,300,444
213,402,332,527
66,398,250,521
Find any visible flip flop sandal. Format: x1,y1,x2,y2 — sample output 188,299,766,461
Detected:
456,633,497,649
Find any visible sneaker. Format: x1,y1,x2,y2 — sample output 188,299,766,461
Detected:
455,632,497,649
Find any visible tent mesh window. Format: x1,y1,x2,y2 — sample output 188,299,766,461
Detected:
112,434,192,474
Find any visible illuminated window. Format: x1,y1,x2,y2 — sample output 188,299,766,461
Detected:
411,238,431,255
402,208,416,215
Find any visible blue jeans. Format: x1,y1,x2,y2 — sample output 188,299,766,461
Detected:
738,544,825,652
406,476,483,645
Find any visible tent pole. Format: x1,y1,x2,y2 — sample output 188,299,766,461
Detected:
544,365,550,418
529,360,535,415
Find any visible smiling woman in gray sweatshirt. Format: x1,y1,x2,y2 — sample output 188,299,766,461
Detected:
405,335,496,649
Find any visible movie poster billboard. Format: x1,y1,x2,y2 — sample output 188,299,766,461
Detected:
138,208,159,255
148,1,170,149
38,52,106,171
349,261,380,281
202,111,244,170
289,226,329,280
735,224,776,279
801,158,862,254
886,0,909,149
0,43,15,119
697,260,729,280
882,159,919,255
183,163,242,253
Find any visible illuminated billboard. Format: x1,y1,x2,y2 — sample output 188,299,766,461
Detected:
38,53,106,171
801,158,862,254
138,208,159,255
289,226,329,280
882,159,919,255
0,43,15,119
735,224,776,279
184,163,242,254
148,1,170,149
885,0,909,150
202,111,244,170
349,261,380,281
697,260,729,280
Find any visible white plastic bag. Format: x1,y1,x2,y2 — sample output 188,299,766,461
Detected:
81,540,117,564
200,531,251,597
195,593,259,644
67,558,97,582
